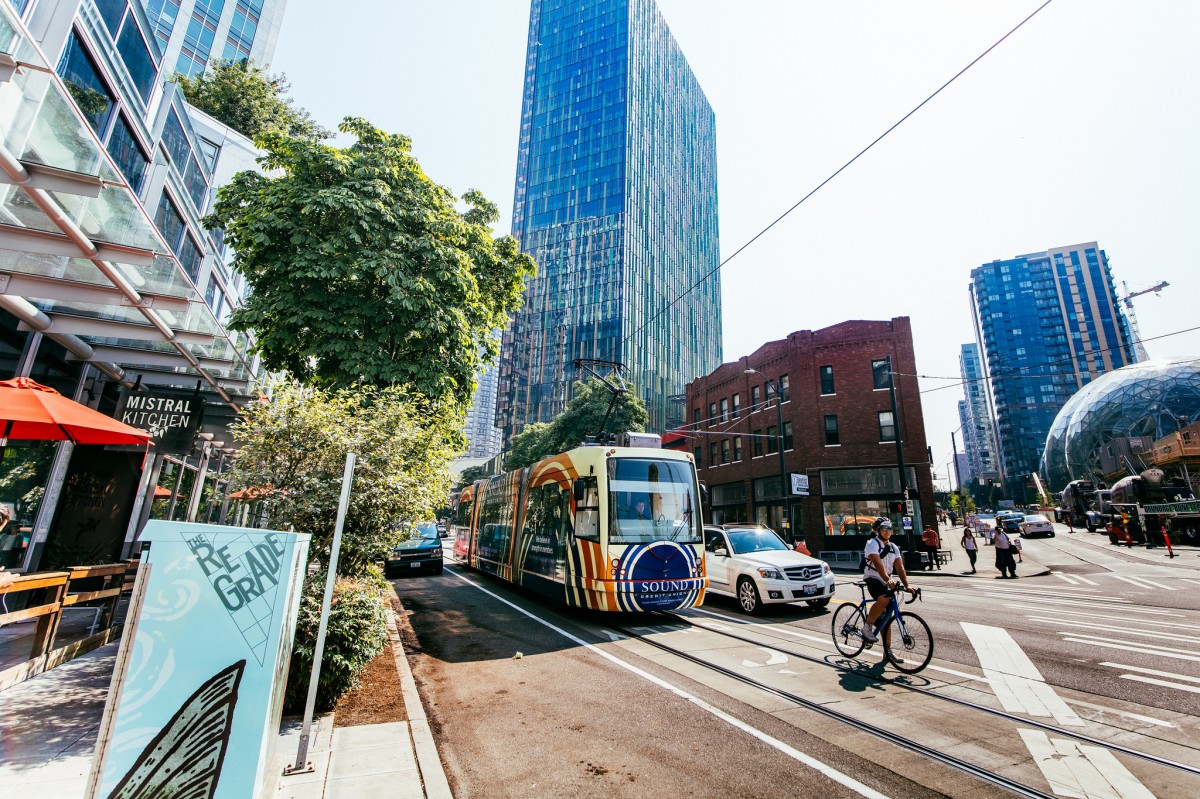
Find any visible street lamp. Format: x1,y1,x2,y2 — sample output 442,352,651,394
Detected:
745,368,790,541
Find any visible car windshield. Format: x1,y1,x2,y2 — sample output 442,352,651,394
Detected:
416,523,439,539
608,457,702,544
726,529,789,555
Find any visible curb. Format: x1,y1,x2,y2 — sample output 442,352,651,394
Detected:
387,587,453,799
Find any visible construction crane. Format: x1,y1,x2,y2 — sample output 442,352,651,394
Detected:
1119,280,1169,362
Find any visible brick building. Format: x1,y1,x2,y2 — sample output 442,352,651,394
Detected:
680,318,935,556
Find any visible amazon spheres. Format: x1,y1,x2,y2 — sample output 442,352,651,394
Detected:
1041,357,1200,490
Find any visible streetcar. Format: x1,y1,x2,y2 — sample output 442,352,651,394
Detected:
450,441,707,611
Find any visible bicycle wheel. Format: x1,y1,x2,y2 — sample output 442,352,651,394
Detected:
884,612,933,674
831,603,866,657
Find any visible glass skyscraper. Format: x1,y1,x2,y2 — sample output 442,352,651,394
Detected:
958,342,1000,484
141,0,288,77
969,242,1135,499
496,0,721,442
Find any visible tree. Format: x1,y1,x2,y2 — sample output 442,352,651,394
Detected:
175,60,329,142
206,118,536,406
227,382,461,575
504,381,649,470
456,464,492,488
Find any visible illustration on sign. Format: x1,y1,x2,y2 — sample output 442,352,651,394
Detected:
105,661,244,799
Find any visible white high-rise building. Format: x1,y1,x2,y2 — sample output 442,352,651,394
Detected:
464,360,503,460
142,0,289,76
959,342,1001,484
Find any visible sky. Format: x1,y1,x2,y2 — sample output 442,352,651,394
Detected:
271,1,1200,489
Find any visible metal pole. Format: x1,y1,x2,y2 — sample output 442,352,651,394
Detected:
287,451,357,775
773,380,789,542
887,356,912,553
951,430,965,525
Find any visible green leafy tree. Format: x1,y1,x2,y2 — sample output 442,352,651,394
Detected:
504,381,649,470
227,382,460,575
175,60,329,142
206,118,535,405
456,464,492,488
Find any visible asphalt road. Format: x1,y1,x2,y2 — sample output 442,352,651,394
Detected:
391,525,1200,798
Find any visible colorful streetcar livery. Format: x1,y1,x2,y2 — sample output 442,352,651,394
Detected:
451,444,707,611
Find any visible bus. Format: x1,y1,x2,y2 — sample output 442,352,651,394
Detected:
451,444,706,612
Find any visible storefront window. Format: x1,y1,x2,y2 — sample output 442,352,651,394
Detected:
823,499,889,535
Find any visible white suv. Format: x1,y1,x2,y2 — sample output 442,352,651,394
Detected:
703,525,836,614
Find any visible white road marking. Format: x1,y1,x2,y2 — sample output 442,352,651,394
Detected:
989,595,1178,613
1119,675,1200,695
743,647,788,668
1099,662,1200,684
1018,728,1156,799
961,623,1083,726
1060,637,1200,663
1056,573,1084,585
1024,617,1200,645
1061,698,1175,729
447,570,894,799
1071,574,1100,586
1004,605,1189,625
1111,574,1175,591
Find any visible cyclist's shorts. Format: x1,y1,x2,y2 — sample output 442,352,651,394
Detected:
865,577,890,600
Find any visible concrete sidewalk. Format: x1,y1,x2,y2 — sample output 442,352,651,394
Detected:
0,596,450,799
831,525,1050,580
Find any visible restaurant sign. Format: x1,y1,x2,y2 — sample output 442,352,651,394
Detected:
113,386,203,454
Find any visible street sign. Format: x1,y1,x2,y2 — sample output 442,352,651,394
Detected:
906,500,914,515
902,516,913,530
790,473,809,496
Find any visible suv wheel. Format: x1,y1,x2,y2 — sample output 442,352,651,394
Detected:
737,577,762,614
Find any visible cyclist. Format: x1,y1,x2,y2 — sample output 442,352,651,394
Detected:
861,517,913,642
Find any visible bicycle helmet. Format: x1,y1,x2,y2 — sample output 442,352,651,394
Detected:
872,517,893,531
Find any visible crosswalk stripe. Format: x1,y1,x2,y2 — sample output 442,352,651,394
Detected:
961,623,1083,726
1061,636,1200,663
1099,662,1200,684
1018,729,1156,799
1072,573,1100,586
1111,574,1177,591
1119,674,1200,695
1055,573,1081,585
1025,616,1200,644
984,594,1134,610
1009,606,1191,628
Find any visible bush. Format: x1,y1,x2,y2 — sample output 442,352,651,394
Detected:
284,572,389,713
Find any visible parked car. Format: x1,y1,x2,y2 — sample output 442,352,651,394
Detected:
436,520,448,538
703,524,835,614
385,522,443,576
1019,514,1055,538
996,512,1025,536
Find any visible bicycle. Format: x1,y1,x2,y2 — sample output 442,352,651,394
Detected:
831,581,933,674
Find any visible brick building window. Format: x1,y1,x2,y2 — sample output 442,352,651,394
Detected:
720,398,728,423
721,439,730,464
751,385,761,407
733,436,742,461
872,359,891,390
709,442,718,464
824,415,840,446
752,429,763,457
732,393,741,418
783,421,793,450
693,407,700,425
820,365,835,395
779,374,790,402
766,425,778,454
878,411,897,442
708,402,716,427
694,446,702,465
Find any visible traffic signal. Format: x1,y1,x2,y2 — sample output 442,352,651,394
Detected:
888,500,906,514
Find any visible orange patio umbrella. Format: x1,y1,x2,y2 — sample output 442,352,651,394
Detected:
153,484,173,499
0,377,152,446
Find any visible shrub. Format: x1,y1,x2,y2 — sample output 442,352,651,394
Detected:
284,572,389,713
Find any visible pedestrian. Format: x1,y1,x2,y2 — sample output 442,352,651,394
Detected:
993,527,1017,578
921,524,941,570
960,527,978,573
948,509,958,527
1011,534,1023,563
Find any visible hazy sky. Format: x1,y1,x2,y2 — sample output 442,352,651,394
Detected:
272,1,1200,488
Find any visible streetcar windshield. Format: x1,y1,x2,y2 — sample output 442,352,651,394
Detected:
608,458,702,544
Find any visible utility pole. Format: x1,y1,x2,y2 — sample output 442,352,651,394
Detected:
887,356,913,555
745,368,791,543
951,430,966,524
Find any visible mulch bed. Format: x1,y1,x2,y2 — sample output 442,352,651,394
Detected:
332,600,409,727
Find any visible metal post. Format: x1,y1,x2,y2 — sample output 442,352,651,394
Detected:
887,356,913,553
165,457,187,520
287,452,357,775
951,430,966,524
185,446,211,522
744,367,791,541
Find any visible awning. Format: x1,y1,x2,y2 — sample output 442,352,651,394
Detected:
0,377,151,445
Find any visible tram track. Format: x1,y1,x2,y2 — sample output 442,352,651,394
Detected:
602,611,1200,797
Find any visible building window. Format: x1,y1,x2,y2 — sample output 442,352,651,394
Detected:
95,0,127,35
694,447,702,465
693,408,700,425
106,114,148,193
878,411,897,442
721,439,730,464
752,429,763,458
708,402,716,427
872,359,892,390
779,374,790,402
824,415,840,446
732,393,740,419
154,193,185,252
709,442,718,466
115,15,159,102
733,436,742,462
719,398,728,424
58,32,116,135
751,385,760,407
820,365,835,395
766,425,778,455
783,421,793,451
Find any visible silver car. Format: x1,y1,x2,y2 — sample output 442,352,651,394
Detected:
1019,514,1056,538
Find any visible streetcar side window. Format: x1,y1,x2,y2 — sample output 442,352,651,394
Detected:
455,496,474,529
574,476,600,541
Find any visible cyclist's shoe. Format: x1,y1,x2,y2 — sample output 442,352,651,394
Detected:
860,625,879,643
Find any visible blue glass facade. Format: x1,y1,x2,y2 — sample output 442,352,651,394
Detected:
969,243,1135,498
498,0,721,440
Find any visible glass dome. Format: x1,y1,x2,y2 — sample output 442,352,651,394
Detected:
1040,357,1200,490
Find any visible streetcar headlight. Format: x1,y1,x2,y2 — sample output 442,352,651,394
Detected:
756,567,782,580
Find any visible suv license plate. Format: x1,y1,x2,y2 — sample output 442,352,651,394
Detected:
801,585,817,595
411,562,421,568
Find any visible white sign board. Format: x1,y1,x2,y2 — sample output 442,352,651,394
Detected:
906,500,914,515
902,516,913,530
790,473,809,496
